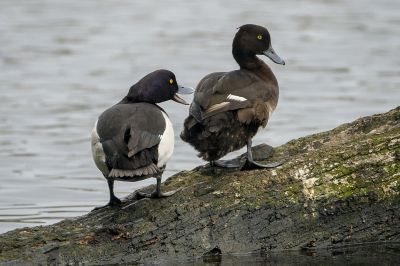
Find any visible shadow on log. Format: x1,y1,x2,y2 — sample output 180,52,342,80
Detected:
1,107,399,265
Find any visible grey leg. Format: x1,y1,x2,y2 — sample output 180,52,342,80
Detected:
107,180,122,205
93,179,121,210
241,139,283,170
137,176,181,198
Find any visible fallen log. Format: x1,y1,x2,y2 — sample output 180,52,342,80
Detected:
0,107,399,265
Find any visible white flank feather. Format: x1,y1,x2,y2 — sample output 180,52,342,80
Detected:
227,94,247,102
157,112,174,167
91,119,109,177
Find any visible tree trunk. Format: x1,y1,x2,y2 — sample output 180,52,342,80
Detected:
1,107,399,265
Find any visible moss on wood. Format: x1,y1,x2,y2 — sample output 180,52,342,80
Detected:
0,107,399,265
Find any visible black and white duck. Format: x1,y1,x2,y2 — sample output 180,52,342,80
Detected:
181,24,285,169
91,69,193,208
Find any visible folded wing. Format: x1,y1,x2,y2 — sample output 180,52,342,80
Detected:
190,70,276,121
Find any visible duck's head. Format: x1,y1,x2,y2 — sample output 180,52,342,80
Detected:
233,24,285,65
126,69,194,105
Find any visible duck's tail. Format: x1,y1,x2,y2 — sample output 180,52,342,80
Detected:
181,112,255,161
180,115,202,146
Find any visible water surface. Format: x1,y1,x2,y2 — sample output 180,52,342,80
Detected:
0,0,399,233
186,243,400,265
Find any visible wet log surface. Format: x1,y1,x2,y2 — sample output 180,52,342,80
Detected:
1,107,399,265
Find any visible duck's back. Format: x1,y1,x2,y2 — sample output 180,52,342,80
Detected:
97,103,166,142
191,69,277,119
92,103,174,179
181,67,278,161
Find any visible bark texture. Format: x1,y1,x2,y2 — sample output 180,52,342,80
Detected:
1,107,399,265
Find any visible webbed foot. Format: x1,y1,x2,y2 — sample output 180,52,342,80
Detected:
211,159,241,169
241,159,283,171
240,139,283,171
92,196,122,211
137,176,181,199
249,143,275,161
137,188,181,199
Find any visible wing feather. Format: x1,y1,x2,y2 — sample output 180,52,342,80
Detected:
192,70,276,120
127,129,161,157
98,103,167,173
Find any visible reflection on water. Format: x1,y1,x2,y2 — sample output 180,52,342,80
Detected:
0,0,400,233
187,243,400,266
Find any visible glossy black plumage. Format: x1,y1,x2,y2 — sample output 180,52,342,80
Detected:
97,103,166,179
91,69,193,207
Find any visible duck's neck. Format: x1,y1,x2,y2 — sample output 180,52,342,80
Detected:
118,84,147,104
233,50,262,70
118,96,161,108
118,97,151,104
118,96,131,104
118,96,148,105
233,51,278,85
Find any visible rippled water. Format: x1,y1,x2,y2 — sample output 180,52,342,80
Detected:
0,0,399,233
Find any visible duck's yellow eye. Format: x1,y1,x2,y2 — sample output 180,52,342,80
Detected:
169,79,174,85
257,34,263,40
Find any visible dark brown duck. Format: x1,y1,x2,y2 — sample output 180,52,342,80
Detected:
180,24,285,169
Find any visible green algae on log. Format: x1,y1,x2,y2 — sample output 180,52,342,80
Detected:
1,107,399,265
